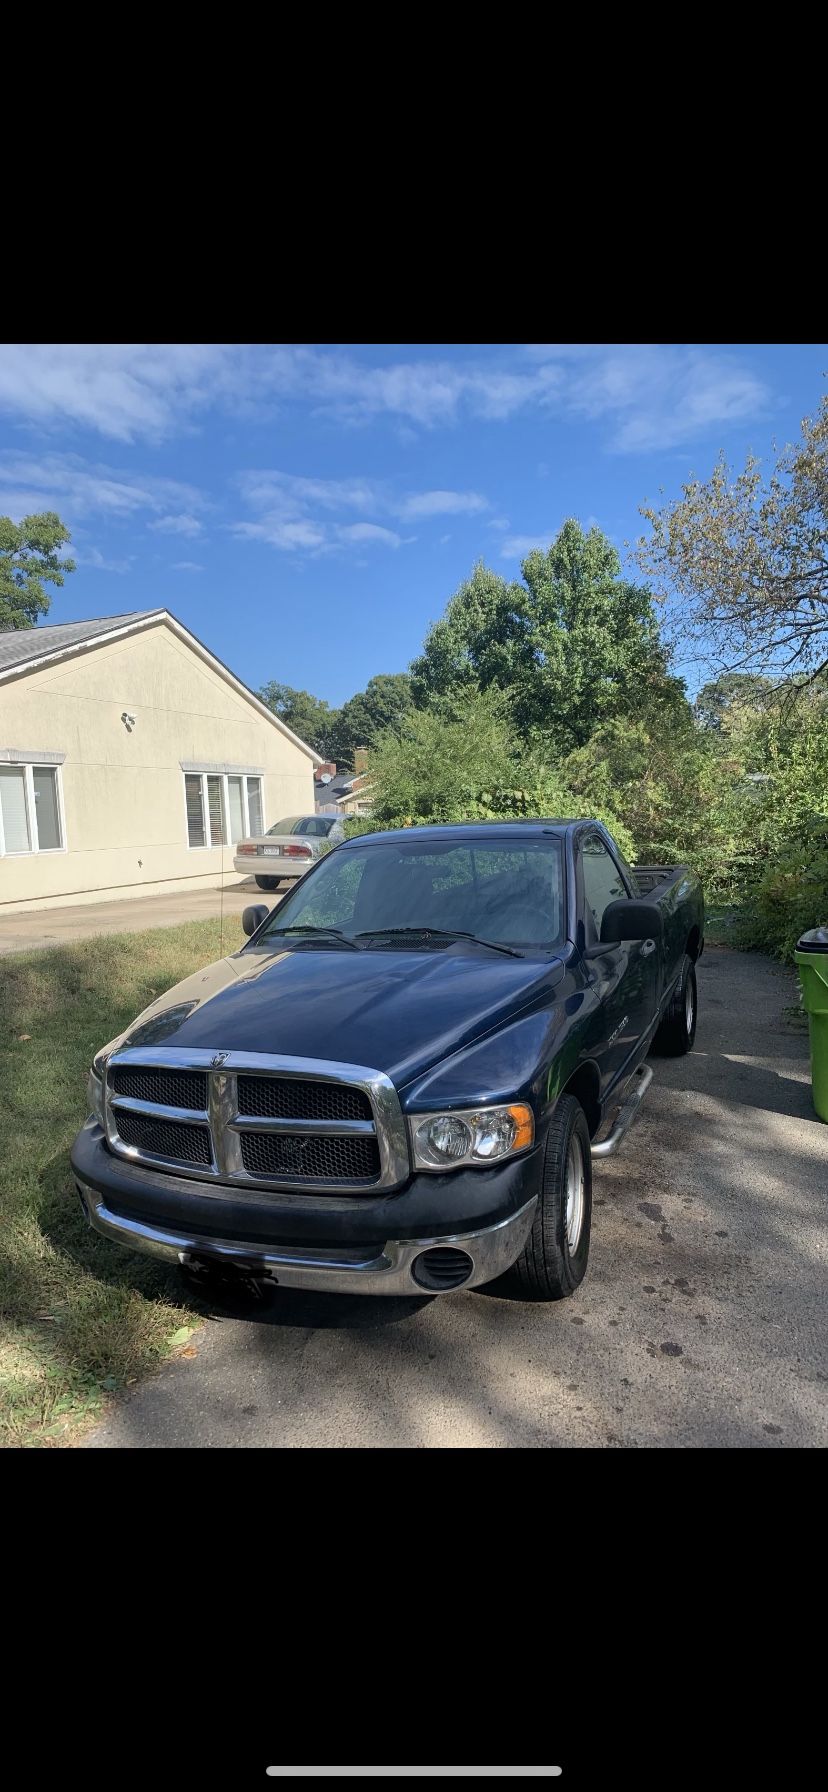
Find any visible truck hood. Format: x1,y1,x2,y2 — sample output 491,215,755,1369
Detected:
115,943,566,1090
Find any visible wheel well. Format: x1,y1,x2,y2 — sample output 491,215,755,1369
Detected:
561,1062,602,1138
686,925,701,961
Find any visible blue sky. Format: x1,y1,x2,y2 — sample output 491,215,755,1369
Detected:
0,343,824,703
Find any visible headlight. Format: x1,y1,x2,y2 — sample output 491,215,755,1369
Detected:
410,1103,534,1171
87,1066,105,1126
86,1037,121,1124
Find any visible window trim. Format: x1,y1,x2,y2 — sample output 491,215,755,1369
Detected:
0,759,67,857
183,769,265,850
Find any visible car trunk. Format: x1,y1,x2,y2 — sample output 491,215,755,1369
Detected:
239,836,316,865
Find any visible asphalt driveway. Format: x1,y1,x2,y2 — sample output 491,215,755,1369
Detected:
84,946,827,1449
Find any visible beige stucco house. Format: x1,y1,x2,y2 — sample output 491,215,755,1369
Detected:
0,609,320,914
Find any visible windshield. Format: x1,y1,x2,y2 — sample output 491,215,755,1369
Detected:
266,816,338,838
258,837,566,950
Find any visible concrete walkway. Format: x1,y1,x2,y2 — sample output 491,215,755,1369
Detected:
0,879,282,954
84,946,827,1449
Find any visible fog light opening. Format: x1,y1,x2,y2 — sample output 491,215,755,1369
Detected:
411,1246,474,1291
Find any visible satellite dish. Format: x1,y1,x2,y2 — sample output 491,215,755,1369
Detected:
319,772,332,785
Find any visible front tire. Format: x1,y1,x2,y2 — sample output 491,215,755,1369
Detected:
509,1094,592,1300
652,953,697,1056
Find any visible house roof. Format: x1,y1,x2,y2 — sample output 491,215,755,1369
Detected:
0,610,159,673
316,772,359,802
0,608,322,765
315,769,375,811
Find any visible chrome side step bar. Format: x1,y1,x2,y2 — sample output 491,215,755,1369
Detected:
591,1064,653,1159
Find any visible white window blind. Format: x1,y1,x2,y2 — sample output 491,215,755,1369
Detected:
227,776,245,843
185,775,206,847
0,762,64,855
0,767,30,853
206,775,227,845
184,771,265,848
33,767,61,850
247,778,263,836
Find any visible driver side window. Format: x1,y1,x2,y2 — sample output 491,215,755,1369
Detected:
582,836,628,936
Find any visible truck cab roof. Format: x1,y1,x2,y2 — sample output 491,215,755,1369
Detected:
344,820,587,847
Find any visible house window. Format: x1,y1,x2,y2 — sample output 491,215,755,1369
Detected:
184,771,264,848
185,775,206,848
246,778,263,837
0,762,65,856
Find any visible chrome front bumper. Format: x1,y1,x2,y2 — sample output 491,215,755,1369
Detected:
76,1181,538,1296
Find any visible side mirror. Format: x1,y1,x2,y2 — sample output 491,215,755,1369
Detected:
242,903,269,937
600,897,664,946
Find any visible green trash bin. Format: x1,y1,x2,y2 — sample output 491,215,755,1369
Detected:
794,927,828,1122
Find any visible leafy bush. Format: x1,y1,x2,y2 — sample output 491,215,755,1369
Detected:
344,796,634,859
735,838,828,961
344,654,828,960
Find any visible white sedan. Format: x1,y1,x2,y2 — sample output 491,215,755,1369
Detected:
234,814,345,890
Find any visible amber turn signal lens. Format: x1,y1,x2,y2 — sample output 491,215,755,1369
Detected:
507,1104,535,1151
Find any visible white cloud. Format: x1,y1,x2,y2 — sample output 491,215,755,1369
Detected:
397,489,487,519
233,518,328,552
0,342,772,453
0,343,235,443
295,352,563,428
0,451,205,530
231,470,490,556
76,545,133,574
500,534,556,559
149,512,203,537
337,523,402,548
171,560,205,572
553,345,771,453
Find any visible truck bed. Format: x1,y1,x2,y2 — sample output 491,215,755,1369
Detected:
632,863,687,895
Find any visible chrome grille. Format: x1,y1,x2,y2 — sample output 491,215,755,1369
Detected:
239,1132,380,1181
104,1049,410,1194
115,1111,212,1165
110,1065,208,1111
237,1075,371,1123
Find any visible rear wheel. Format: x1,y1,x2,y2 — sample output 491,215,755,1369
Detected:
508,1094,592,1300
652,953,697,1056
255,875,280,891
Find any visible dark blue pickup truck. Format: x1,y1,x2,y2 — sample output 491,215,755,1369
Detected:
72,821,704,1303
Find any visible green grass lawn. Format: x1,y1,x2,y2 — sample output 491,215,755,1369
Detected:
0,915,244,1447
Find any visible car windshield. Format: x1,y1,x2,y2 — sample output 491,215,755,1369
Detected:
258,837,566,950
266,816,336,838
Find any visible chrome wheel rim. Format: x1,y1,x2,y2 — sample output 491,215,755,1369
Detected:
685,976,694,1035
565,1134,585,1254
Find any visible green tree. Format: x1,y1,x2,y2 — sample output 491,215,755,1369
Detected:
693,673,773,731
564,713,719,879
329,672,413,767
0,512,75,630
258,682,339,757
411,520,685,753
365,684,635,853
636,391,828,691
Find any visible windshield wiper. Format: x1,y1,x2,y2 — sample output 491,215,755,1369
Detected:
269,925,361,951
354,926,523,959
